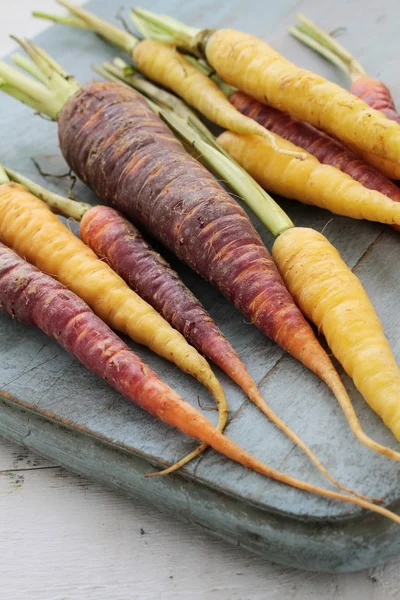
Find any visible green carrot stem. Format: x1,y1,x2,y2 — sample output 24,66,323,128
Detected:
32,10,89,29
11,53,48,84
34,0,139,54
0,165,10,185
0,60,61,119
159,110,294,236
132,8,204,54
4,166,91,221
12,37,80,104
288,27,351,77
290,14,366,81
0,78,48,114
100,59,220,149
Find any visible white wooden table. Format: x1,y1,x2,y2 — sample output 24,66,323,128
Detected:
1,3,399,598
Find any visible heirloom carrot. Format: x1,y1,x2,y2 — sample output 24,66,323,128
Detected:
272,228,400,443
0,237,398,524
5,166,355,488
289,14,400,178
179,56,400,226
218,130,400,226
32,1,305,159
2,43,400,462
131,7,400,171
290,14,400,122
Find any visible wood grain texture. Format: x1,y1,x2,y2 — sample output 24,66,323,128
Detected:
1,0,400,584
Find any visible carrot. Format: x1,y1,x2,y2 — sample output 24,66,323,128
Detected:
272,227,400,443
228,91,400,214
3,44,400,464
131,8,400,172
5,166,369,491
290,14,400,122
31,1,305,159
217,129,400,226
289,14,400,179
3,237,394,519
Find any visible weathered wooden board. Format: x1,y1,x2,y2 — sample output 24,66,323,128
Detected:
0,0,400,573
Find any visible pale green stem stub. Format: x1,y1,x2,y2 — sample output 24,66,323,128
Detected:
4,166,91,221
0,165,10,185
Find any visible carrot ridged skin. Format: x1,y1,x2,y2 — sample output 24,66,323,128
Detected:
350,76,400,124
58,82,342,384
132,40,276,139
80,204,255,388
203,29,400,164
218,130,400,226
272,228,400,443
0,182,227,413
2,243,400,522
229,90,400,212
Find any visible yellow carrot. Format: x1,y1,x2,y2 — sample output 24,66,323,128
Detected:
132,8,400,169
217,130,400,226
0,182,228,472
272,227,400,442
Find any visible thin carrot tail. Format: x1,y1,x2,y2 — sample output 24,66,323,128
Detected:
210,348,380,501
149,371,228,476
245,384,381,503
142,389,399,523
204,428,400,525
153,357,380,502
284,318,400,463
145,442,208,477
323,368,400,463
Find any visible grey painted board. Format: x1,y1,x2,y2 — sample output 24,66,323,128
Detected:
0,0,400,572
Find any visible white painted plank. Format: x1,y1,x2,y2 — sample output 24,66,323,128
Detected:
0,438,55,471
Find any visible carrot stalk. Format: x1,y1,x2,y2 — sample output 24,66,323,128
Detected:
1,240,399,521
3,45,400,467
6,166,376,496
33,1,307,159
132,7,400,169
